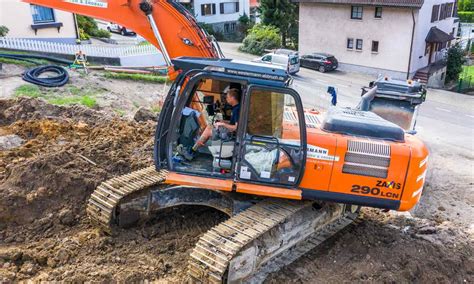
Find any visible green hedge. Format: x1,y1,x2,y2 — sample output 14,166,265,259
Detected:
77,15,111,39
458,11,474,23
239,24,281,55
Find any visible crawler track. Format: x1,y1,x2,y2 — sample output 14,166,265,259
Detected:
188,200,358,283
86,166,168,233
86,167,359,283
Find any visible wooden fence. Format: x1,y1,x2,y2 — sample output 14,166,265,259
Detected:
0,37,160,58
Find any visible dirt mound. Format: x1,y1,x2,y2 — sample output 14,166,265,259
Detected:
267,210,473,283
0,98,154,239
0,98,226,281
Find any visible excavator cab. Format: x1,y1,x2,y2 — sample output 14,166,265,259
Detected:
155,57,307,188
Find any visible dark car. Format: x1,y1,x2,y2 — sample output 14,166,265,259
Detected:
300,53,338,73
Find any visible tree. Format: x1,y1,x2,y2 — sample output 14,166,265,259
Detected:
0,26,9,37
238,13,252,36
259,0,298,47
445,44,465,83
458,0,473,12
239,24,281,55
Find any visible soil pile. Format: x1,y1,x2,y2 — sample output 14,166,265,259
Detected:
0,98,225,281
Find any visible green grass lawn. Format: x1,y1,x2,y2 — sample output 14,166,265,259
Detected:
460,65,474,79
14,84,98,108
103,71,168,83
0,48,50,67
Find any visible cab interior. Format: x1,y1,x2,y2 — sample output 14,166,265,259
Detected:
171,78,243,177
170,75,306,186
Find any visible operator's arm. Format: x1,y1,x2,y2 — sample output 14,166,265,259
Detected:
215,122,238,132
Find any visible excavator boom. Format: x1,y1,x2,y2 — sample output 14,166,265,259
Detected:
23,0,222,61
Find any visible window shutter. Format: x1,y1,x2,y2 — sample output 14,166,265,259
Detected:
236,2,239,12
212,3,216,14
220,3,224,14
201,4,205,16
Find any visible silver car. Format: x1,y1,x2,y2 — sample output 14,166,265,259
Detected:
253,52,300,75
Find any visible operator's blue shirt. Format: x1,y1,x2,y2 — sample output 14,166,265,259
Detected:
229,104,240,125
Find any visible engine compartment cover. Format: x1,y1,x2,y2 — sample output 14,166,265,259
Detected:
322,108,405,142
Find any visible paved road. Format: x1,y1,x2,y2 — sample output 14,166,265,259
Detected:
218,42,474,152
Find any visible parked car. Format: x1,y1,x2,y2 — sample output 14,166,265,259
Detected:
300,53,338,73
253,52,300,75
106,23,135,36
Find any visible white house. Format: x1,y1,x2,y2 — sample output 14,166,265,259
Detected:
0,0,78,43
180,0,250,39
295,0,458,87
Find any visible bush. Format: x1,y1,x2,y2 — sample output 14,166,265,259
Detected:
198,22,223,40
239,24,281,55
238,13,252,36
79,28,90,40
92,29,111,38
77,15,111,39
458,11,474,22
0,25,8,37
446,44,465,83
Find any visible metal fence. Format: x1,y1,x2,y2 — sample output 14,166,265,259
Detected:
0,37,160,58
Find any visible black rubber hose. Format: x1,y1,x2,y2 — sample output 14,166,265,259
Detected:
22,65,69,87
0,53,73,65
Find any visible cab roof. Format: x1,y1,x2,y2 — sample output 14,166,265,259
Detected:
172,57,290,84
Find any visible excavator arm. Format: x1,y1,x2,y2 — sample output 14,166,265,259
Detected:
23,0,223,72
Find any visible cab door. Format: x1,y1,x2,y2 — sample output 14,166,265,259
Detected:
154,71,197,170
235,86,307,189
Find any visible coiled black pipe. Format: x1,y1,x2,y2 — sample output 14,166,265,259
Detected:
22,65,69,87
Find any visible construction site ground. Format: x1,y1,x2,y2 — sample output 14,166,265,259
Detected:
0,63,472,282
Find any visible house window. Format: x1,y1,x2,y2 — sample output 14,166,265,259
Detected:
446,3,454,18
220,2,239,14
30,5,55,24
431,5,439,22
351,6,363,20
224,22,237,33
440,3,446,20
347,38,354,49
371,41,379,52
201,3,216,16
356,39,363,50
425,43,430,55
375,7,382,18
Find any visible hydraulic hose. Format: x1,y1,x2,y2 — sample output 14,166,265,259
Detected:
22,65,69,87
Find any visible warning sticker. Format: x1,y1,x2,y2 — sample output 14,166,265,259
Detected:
307,145,339,162
240,166,251,179
64,0,108,8
260,171,271,179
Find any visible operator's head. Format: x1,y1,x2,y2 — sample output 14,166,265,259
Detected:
226,88,241,106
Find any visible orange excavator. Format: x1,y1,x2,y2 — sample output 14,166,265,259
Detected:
24,0,429,282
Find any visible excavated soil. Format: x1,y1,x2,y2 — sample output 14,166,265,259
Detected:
0,98,473,282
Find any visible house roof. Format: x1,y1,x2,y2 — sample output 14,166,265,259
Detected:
425,27,455,43
291,0,424,8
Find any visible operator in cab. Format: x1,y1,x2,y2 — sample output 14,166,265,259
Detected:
178,88,241,160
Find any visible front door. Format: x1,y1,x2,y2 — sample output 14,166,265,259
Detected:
235,86,307,187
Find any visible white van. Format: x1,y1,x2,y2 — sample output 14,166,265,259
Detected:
253,53,300,75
